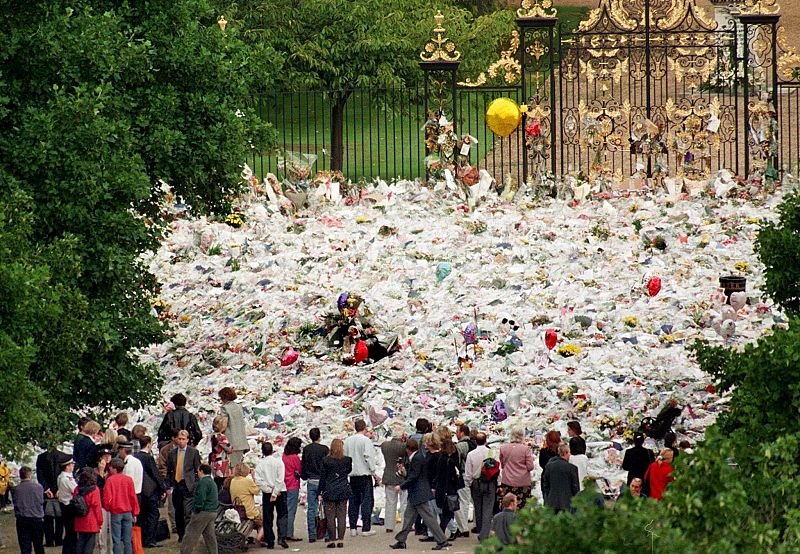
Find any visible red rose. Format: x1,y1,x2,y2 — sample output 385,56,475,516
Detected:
525,119,541,137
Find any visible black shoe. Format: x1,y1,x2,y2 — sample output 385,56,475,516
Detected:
458,531,469,538
419,536,435,542
278,541,289,549
448,532,458,541
386,529,394,533
309,539,316,543
470,527,478,533
389,542,407,550
327,544,336,549
266,544,274,550
432,542,451,551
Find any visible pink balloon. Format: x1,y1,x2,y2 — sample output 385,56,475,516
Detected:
545,328,558,350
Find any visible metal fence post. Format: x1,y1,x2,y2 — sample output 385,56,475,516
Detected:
517,12,558,182
739,11,781,178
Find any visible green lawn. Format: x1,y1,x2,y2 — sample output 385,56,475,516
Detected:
249,6,587,182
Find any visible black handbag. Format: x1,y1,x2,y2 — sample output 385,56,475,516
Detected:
156,519,170,542
446,494,460,512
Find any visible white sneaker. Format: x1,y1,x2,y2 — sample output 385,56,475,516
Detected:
360,530,376,536
350,529,358,537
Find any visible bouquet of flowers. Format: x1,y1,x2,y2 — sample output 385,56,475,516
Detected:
557,344,581,357
277,151,317,192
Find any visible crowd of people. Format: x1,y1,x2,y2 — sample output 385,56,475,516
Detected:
5,387,687,553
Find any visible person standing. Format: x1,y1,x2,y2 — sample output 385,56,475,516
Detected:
103,459,139,554
73,468,103,554
179,465,218,554
644,449,674,500
538,430,561,470
301,428,329,543
498,426,535,509
541,444,579,513
36,449,69,547
489,493,518,546
209,415,232,490
157,394,202,448
254,442,288,550
130,426,147,455
621,432,655,486
118,442,143,499
452,424,473,538
627,478,644,499
12,466,45,554
566,421,586,457
463,432,493,541
114,414,132,441
430,430,463,541
133,437,166,548
388,439,450,551
568,437,589,491
218,388,249,467
165,430,201,543
281,437,303,542
379,426,407,535
57,459,78,554
74,422,101,471
318,439,352,549
157,430,180,535
94,446,114,554
344,419,380,537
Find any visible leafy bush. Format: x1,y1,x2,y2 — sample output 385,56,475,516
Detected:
755,192,800,314
478,493,692,554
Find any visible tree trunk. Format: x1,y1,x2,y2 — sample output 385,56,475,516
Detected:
330,91,352,172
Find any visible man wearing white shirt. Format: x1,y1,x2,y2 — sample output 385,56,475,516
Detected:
463,432,493,540
254,442,287,549
343,419,380,537
119,441,144,495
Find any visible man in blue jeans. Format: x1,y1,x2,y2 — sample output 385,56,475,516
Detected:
103,459,139,554
301,428,329,543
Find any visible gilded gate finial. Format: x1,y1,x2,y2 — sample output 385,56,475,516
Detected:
420,11,461,63
517,0,557,18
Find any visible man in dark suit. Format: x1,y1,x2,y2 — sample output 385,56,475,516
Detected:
135,436,167,547
541,443,580,513
165,430,201,542
158,393,203,448
389,439,450,551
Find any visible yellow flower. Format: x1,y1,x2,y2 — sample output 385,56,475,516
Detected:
735,261,749,273
622,316,638,327
557,344,581,357
746,217,759,224
355,216,371,224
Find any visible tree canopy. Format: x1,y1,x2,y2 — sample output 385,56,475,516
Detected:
0,0,276,455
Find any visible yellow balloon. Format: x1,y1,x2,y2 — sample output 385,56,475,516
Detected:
485,98,522,137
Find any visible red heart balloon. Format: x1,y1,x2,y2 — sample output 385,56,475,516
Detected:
545,328,557,350
647,276,662,297
353,340,369,364
280,347,299,366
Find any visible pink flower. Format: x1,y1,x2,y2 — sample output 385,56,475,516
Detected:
525,119,542,137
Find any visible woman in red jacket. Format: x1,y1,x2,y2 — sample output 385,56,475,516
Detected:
74,468,103,554
644,448,674,500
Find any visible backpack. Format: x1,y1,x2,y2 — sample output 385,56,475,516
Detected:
70,493,89,517
480,450,500,482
